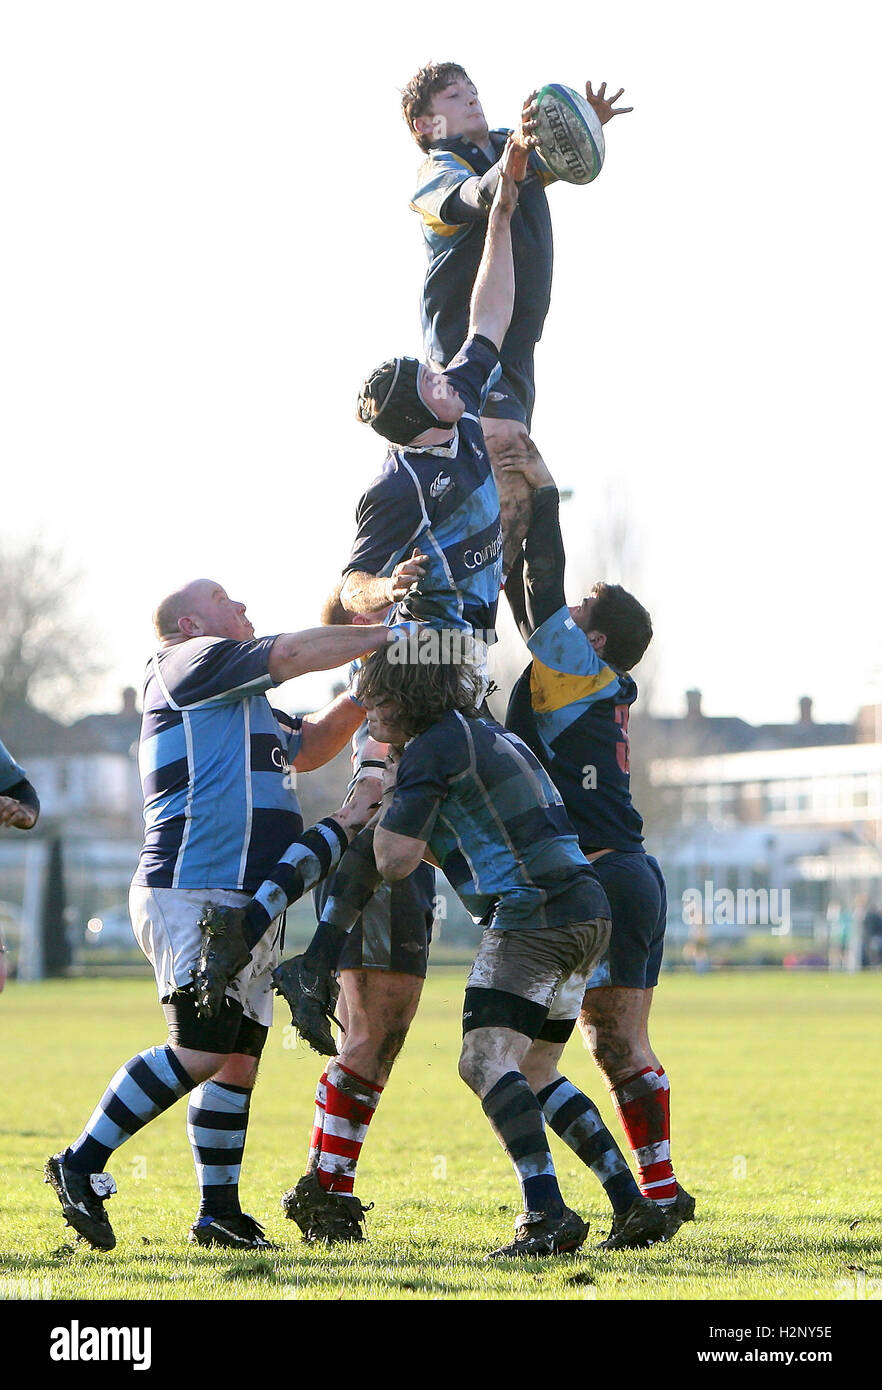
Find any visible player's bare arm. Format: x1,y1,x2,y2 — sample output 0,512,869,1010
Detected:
374,824,428,881
584,80,633,123
340,549,428,615
267,623,391,683
293,691,369,773
468,156,518,350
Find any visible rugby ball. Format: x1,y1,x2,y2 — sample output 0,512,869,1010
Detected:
533,83,605,185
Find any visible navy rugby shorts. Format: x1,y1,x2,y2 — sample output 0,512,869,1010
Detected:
584,851,668,990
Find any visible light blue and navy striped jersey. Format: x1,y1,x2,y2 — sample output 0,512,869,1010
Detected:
505,606,644,851
134,635,304,892
380,709,610,931
343,335,503,638
0,738,27,794
411,131,556,375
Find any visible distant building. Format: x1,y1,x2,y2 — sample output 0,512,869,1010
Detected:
648,691,882,934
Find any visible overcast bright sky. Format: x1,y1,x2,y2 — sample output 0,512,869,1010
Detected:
3,0,880,726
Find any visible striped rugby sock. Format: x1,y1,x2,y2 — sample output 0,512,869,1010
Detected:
306,1070,329,1174
242,818,350,951
187,1080,251,1219
612,1065,678,1205
537,1076,641,1216
482,1071,564,1217
316,1062,382,1195
66,1046,195,1175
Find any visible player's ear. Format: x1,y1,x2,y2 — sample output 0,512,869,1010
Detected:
587,630,607,655
413,114,436,139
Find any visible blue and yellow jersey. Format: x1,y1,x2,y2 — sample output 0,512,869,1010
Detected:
505,605,645,852
411,130,555,375
344,335,503,637
380,709,610,931
134,636,304,891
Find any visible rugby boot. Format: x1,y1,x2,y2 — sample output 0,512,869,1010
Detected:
281,1173,372,1244
662,1183,696,1239
44,1151,117,1251
188,1212,278,1250
192,904,251,1020
597,1194,668,1250
272,954,341,1055
485,1206,589,1260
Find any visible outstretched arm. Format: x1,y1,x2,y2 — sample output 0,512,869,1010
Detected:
340,549,428,615
267,623,391,683
467,143,525,350
499,443,567,634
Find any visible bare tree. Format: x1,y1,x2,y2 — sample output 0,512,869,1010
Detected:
0,541,104,720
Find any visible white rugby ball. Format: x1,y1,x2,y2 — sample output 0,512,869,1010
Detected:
533,83,604,185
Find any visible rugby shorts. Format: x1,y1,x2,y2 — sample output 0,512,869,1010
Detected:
313,861,435,979
129,882,281,1030
583,851,668,990
462,917,611,1042
481,360,535,430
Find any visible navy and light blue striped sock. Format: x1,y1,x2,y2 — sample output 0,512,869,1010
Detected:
66,1046,195,1175
482,1071,564,1216
187,1080,252,1220
537,1076,641,1215
242,818,350,950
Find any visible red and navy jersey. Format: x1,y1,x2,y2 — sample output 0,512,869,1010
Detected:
343,335,503,636
505,606,645,852
410,130,555,375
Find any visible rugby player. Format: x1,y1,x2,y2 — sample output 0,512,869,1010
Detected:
402,62,631,571
44,579,394,1252
282,594,436,1245
244,639,614,1258
502,445,694,1244
343,143,526,641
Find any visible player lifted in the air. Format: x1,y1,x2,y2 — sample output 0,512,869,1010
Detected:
342,138,529,640
401,63,631,572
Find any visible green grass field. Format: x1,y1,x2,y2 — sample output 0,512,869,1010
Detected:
2,970,880,1302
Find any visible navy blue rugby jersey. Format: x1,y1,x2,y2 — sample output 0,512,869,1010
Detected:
410,131,555,376
344,335,503,637
505,606,644,852
380,709,610,931
134,635,304,891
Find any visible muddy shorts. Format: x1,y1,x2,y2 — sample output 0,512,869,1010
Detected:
583,852,667,991
313,861,435,979
462,917,611,1042
129,882,282,1030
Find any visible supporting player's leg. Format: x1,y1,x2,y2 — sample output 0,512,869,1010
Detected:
580,984,690,1227
283,871,430,1243
456,921,610,1259
520,1037,667,1249
45,1040,221,1250
186,1015,276,1250
581,852,694,1234
482,417,536,576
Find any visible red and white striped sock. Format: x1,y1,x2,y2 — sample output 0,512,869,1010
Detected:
306,1070,328,1174
611,1064,678,1206
317,1062,383,1195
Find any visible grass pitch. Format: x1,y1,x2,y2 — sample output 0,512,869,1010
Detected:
1,970,880,1302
